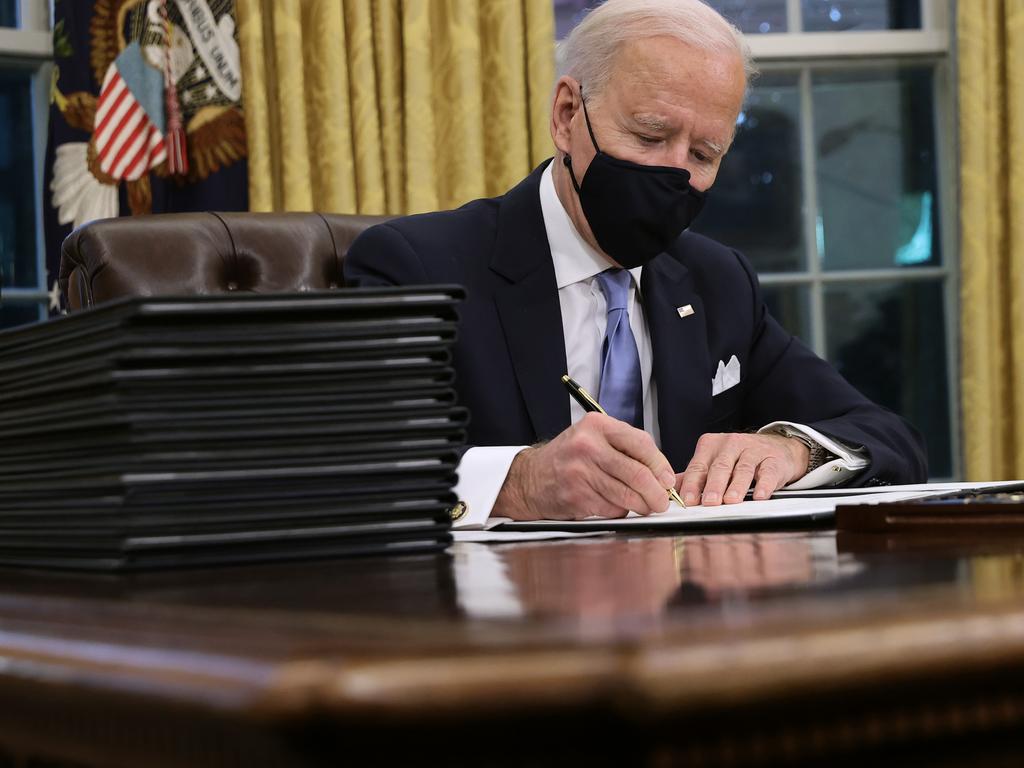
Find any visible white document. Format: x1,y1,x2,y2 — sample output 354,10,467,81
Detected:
481,490,943,531
773,481,1021,497
456,482,1024,532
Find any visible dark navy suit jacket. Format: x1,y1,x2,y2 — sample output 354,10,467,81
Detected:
344,161,927,485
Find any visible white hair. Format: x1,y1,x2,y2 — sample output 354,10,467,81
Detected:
557,0,757,99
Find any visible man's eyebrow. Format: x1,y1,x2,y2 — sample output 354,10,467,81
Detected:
697,138,725,157
631,113,670,132
631,114,727,155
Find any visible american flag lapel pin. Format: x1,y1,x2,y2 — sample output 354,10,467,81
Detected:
677,304,695,318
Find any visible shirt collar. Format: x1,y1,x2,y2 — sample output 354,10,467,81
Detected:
539,162,643,291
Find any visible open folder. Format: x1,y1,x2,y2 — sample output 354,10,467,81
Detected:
453,482,1024,533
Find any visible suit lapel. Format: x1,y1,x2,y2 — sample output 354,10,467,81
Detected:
642,255,712,471
491,162,571,442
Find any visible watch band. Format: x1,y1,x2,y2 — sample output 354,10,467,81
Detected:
773,427,834,473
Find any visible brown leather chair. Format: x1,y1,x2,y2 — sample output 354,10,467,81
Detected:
58,212,392,312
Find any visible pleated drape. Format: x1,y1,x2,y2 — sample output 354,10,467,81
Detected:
958,0,1024,479
236,0,555,215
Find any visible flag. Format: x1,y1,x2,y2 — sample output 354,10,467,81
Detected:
94,42,167,182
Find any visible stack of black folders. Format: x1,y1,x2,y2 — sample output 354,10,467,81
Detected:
0,287,467,571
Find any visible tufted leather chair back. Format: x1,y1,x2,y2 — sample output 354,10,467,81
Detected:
58,211,392,312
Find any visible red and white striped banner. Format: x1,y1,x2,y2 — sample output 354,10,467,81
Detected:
94,58,168,181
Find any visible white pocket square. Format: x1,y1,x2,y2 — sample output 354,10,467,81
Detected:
711,355,741,396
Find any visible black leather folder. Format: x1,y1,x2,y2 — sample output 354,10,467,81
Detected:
0,288,467,570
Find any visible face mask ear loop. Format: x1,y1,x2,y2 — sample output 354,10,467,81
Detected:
563,154,583,195
578,86,602,154
563,83,600,196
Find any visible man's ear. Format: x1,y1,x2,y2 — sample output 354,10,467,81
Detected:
549,76,579,155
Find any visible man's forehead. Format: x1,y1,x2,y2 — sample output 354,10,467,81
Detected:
612,35,733,72
599,38,744,126
604,35,744,93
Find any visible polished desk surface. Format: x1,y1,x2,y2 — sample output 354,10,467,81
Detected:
4,529,1024,766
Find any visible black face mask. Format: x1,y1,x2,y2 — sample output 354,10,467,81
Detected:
563,88,707,268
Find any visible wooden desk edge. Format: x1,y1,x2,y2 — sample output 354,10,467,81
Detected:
1,600,1024,721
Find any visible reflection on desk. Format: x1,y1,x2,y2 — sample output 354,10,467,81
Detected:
453,533,854,620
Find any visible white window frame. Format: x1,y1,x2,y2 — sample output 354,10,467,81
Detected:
744,0,959,478
751,0,949,56
0,0,52,320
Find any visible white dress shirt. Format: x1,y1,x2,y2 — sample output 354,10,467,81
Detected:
453,164,866,527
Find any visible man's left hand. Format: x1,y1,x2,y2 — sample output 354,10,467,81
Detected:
676,433,810,506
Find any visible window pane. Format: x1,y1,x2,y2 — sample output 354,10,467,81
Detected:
824,279,951,477
0,301,42,330
813,65,940,271
554,0,789,38
0,69,38,288
0,1,16,28
554,1,922,43
763,283,811,343
692,72,804,274
707,0,787,34
803,0,921,32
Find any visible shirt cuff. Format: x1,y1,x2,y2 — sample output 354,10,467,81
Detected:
758,420,869,491
451,445,529,529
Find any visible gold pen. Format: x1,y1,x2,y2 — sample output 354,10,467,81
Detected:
560,374,686,509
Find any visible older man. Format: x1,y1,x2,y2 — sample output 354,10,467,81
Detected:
344,0,927,525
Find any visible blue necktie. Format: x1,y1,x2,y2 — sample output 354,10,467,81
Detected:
595,269,643,429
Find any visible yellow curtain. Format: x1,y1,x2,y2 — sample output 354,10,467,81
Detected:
235,0,554,215
958,1,1024,480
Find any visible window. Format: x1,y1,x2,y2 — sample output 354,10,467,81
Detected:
554,0,958,478
702,0,923,34
0,0,51,330
0,0,17,28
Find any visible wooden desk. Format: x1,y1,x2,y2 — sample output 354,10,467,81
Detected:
3,530,1024,767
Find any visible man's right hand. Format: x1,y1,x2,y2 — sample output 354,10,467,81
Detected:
491,412,677,521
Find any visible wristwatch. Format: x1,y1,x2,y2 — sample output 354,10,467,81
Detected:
772,426,834,473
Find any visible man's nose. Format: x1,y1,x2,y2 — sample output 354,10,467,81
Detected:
665,142,693,174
